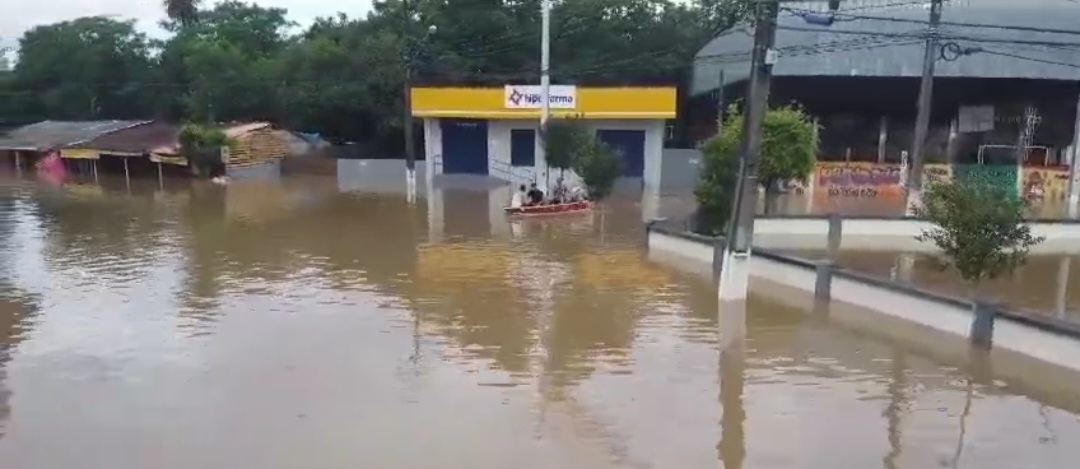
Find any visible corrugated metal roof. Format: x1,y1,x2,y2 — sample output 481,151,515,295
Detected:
0,120,151,151
65,121,179,155
692,0,1080,96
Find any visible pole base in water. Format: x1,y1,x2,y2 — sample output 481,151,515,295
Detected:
406,168,417,204
717,249,750,302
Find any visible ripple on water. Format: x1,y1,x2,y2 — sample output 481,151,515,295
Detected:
0,179,1079,469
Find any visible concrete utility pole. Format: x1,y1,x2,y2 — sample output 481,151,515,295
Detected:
906,0,943,214
403,0,417,193
540,0,552,188
717,0,780,301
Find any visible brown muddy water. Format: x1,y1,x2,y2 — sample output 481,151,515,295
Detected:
798,250,1080,321
0,174,1078,469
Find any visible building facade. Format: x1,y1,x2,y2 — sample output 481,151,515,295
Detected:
690,0,1080,166
411,86,677,189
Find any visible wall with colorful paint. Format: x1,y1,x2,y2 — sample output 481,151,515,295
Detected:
811,162,1073,200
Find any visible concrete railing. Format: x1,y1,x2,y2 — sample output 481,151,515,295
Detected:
646,218,1080,374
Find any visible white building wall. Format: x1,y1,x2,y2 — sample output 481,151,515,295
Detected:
423,117,665,190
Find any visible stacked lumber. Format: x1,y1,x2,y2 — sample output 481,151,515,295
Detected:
224,123,287,168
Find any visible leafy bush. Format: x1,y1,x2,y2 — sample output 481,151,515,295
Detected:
572,137,621,201
914,178,1043,289
693,103,818,235
693,124,739,235
179,122,230,172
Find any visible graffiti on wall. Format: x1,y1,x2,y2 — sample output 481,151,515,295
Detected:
814,162,1075,201
1022,167,1070,200
815,162,904,198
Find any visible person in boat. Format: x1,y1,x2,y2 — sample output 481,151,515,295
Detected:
526,183,545,206
568,184,587,202
510,184,526,208
551,177,569,204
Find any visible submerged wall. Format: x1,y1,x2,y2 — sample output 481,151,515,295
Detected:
646,221,1080,375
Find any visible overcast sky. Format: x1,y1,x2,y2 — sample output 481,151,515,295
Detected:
0,0,375,53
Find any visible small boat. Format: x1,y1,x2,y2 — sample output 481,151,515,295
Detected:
505,200,592,217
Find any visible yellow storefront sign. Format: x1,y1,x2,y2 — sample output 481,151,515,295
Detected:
411,86,676,119
59,149,100,160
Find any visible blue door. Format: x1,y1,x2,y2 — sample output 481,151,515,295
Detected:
441,119,489,175
596,129,645,177
510,129,536,167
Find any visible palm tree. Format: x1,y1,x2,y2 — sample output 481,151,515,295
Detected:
163,0,202,27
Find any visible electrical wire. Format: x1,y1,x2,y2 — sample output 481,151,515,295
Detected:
777,24,1080,49
785,7,1080,37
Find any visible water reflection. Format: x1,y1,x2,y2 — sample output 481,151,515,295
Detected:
825,250,1080,319
0,174,1077,468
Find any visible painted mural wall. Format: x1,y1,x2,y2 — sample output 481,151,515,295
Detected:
812,162,1072,200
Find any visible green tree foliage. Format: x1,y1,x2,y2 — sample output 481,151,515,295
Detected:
543,119,589,174
543,119,621,200
914,178,1043,289
163,0,203,27
693,119,739,235
179,122,230,174
2,0,730,150
12,17,157,120
694,103,819,234
572,137,621,201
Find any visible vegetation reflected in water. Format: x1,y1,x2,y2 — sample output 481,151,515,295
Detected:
0,174,1077,469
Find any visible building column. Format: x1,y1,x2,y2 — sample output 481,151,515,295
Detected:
1068,94,1080,217
877,116,889,163
1056,257,1071,319
426,186,444,244
643,120,664,191
423,118,439,185
641,183,660,222
945,117,959,163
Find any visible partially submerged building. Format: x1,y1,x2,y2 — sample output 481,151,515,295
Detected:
0,120,149,168
1,119,288,182
689,0,1080,166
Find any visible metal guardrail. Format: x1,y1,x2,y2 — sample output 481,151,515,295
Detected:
430,153,536,184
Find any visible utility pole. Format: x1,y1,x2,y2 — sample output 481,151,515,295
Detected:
906,0,943,214
717,0,779,301
724,0,779,257
402,0,420,195
540,0,552,189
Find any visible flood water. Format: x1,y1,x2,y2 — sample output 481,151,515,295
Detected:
808,250,1080,321
0,173,1079,469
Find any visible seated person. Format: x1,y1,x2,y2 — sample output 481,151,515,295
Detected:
551,177,569,204
526,183,545,206
510,184,526,208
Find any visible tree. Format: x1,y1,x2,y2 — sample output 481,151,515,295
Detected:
694,103,819,233
914,178,1043,292
164,0,203,27
542,119,589,178
8,0,720,148
13,17,157,120
572,137,621,201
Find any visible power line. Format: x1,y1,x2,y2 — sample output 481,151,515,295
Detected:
976,48,1080,69
777,24,1080,48
786,8,1080,37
